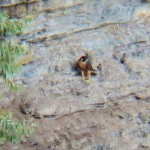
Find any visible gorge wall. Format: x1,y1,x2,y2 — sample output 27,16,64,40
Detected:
0,0,150,150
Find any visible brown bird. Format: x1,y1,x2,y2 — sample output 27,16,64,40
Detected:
77,52,96,82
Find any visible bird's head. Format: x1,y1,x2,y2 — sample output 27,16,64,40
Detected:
80,56,88,62
84,51,92,62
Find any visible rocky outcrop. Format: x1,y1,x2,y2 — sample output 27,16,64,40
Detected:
0,0,150,150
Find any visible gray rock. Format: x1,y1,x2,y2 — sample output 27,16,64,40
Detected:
0,0,150,150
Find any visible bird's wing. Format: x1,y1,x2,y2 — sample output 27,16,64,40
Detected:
86,61,96,71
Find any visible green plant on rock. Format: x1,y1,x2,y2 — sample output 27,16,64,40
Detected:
0,112,35,144
0,11,25,35
0,11,32,91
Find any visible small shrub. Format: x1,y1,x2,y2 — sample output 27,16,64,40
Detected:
0,112,35,144
0,40,27,78
0,11,32,91
0,11,25,35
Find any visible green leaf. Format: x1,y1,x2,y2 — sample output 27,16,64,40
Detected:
0,112,35,144
0,11,32,91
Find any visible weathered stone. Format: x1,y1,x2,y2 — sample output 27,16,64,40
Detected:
0,0,40,7
0,0,150,150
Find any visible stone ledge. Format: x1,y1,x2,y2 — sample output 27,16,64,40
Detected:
0,0,40,8
0,0,86,18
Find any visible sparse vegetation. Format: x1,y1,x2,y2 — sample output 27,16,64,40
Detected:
0,12,23,35
0,11,32,91
0,112,35,144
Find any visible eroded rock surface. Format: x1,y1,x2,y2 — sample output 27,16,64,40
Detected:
0,0,150,150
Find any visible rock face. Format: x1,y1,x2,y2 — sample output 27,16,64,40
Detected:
0,0,150,150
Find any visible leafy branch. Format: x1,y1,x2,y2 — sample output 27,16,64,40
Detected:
0,112,35,144
0,11,33,91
